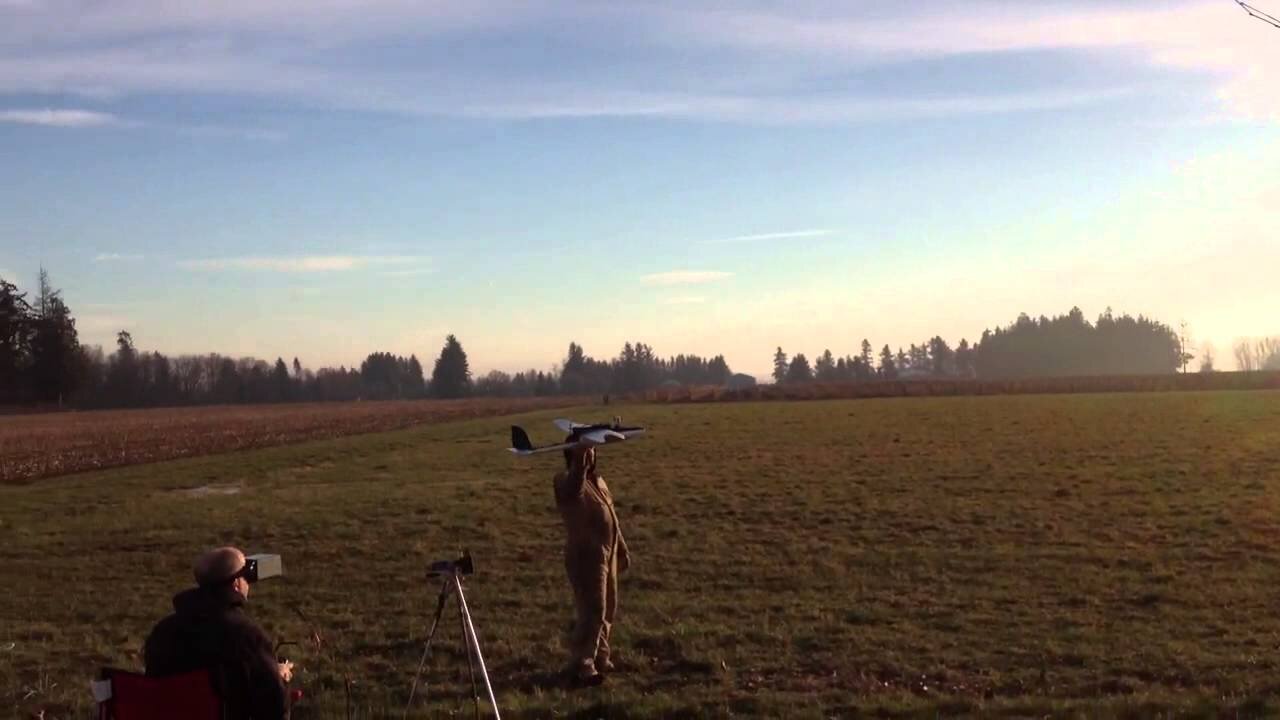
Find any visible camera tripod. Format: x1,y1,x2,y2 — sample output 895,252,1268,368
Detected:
404,552,501,720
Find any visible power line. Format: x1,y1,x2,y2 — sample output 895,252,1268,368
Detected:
1236,0,1280,28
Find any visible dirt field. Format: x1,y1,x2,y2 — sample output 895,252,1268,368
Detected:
5,392,1280,718
0,397,587,484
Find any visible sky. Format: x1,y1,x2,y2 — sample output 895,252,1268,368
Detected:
1,0,1277,379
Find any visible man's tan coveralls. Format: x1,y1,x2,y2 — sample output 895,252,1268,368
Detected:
554,464,630,678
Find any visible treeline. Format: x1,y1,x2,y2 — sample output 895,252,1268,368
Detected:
3,270,1273,411
33,331,469,408
474,341,742,398
770,338,976,384
54,334,734,408
0,271,743,408
771,307,1200,384
0,270,476,407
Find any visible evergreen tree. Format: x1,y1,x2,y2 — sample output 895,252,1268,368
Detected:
407,354,426,396
928,336,954,376
431,334,472,398
786,353,813,383
107,330,140,405
707,355,731,385
772,347,788,384
815,349,836,381
273,358,291,401
880,345,898,379
955,339,974,377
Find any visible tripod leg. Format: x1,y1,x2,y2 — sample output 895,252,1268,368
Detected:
453,575,502,720
404,579,453,720
457,579,482,720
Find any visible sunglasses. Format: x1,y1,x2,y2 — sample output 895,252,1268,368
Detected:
227,557,262,584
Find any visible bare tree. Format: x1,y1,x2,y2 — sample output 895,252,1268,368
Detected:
1199,342,1216,373
1235,340,1257,372
1178,320,1195,373
1262,337,1280,370
1233,336,1280,371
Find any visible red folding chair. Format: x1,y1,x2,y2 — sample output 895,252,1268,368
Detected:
93,667,223,720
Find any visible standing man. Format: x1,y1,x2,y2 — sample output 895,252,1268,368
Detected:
554,439,631,685
144,546,293,719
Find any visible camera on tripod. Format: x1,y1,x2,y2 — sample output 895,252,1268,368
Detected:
408,549,501,719
427,550,474,578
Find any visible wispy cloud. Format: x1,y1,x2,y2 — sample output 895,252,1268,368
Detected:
640,270,732,286
94,253,143,262
0,108,123,127
380,268,436,278
179,255,427,273
649,2,1280,123
0,2,1267,125
660,296,707,305
706,229,833,244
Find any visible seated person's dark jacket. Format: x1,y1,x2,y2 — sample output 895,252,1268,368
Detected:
143,585,288,720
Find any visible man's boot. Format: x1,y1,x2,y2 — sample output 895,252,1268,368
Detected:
571,659,604,687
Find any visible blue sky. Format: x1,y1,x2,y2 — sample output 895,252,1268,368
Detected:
1,0,1277,378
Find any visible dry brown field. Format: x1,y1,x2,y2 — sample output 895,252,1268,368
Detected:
0,396,588,484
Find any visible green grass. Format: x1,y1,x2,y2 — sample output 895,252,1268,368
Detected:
4,392,1280,719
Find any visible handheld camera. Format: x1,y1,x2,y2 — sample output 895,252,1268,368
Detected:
242,553,284,584
427,551,474,578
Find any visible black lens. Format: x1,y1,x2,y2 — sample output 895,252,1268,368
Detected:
243,558,259,584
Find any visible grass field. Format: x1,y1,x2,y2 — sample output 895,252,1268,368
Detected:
4,391,1280,718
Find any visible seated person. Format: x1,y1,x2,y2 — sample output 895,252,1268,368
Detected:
143,546,292,720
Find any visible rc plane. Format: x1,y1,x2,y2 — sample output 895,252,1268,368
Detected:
508,417,645,456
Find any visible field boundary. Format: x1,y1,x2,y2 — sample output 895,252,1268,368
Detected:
0,396,593,484
628,371,1280,403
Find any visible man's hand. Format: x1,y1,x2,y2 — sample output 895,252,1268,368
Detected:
278,660,294,684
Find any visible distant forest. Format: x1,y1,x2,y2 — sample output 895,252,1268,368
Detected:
2,270,1276,410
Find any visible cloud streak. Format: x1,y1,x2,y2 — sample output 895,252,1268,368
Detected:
707,229,833,244
179,255,427,273
640,270,732,286
94,253,143,262
0,105,283,139
0,108,122,127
